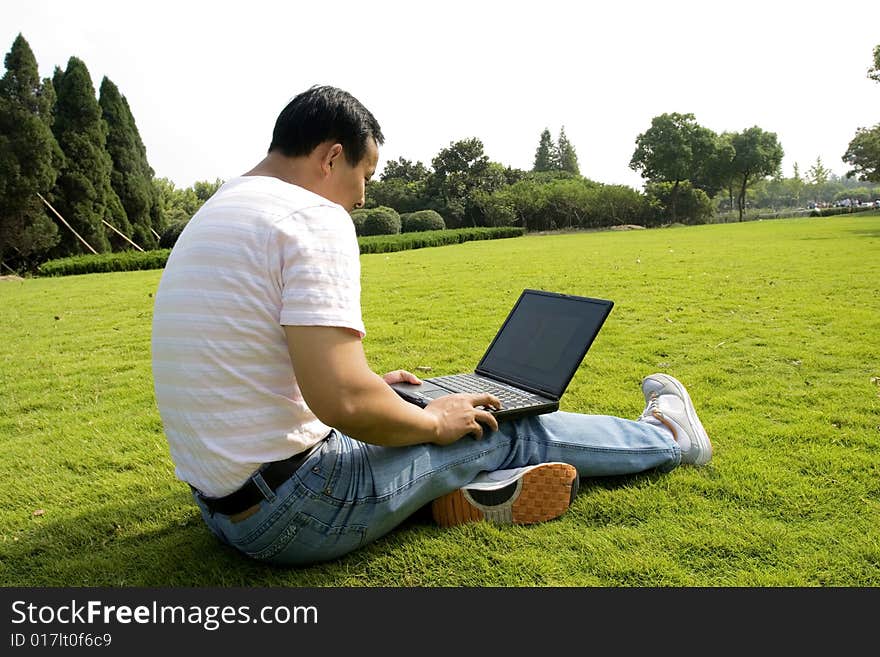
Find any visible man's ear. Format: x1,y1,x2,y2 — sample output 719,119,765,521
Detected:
323,143,344,175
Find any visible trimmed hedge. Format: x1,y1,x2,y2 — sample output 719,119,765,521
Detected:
809,207,877,218
38,249,172,277
400,209,446,232
358,227,523,254
36,227,525,276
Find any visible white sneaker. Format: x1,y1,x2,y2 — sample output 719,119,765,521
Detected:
638,373,712,466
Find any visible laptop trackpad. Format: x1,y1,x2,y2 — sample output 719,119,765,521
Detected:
390,381,450,406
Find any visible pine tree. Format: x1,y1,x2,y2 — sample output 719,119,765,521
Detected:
555,126,580,175
533,128,556,172
0,33,63,268
99,76,160,249
50,56,128,255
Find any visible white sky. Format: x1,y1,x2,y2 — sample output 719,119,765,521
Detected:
4,0,879,190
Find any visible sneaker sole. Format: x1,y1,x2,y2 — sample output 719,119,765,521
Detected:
644,374,713,466
431,462,579,527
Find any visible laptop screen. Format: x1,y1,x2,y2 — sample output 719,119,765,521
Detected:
475,290,613,399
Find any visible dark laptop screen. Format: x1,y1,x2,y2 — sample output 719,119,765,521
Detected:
475,290,613,399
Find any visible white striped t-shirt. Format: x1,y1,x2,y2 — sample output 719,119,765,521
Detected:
151,176,365,497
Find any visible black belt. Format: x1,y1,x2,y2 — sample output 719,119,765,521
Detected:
193,441,323,516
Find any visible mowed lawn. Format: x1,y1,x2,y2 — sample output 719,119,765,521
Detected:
1,215,878,586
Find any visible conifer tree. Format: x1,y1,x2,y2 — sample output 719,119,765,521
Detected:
0,33,63,268
556,126,580,175
533,128,556,172
99,76,160,249
50,56,128,255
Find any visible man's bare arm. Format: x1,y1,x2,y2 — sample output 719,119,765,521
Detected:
284,325,499,446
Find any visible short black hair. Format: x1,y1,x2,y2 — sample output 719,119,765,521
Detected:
269,85,384,166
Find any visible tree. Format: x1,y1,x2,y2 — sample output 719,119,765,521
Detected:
99,76,161,249
644,181,713,225
426,138,506,227
533,128,555,172
868,43,880,84
691,131,734,199
555,126,580,175
843,125,880,183
50,57,126,255
629,112,721,222
806,156,831,186
728,126,784,221
0,34,63,269
192,178,224,202
154,177,207,226
843,44,880,183
380,157,428,183
788,162,805,207
363,178,428,214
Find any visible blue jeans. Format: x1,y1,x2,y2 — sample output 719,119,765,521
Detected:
192,411,681,566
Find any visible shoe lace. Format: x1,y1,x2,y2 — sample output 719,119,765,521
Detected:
638,393,661,422
638,393,679,441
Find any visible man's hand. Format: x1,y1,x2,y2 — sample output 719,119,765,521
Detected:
382,369,502,443
424,392,502,445
285,326,493,446
382,370,423,386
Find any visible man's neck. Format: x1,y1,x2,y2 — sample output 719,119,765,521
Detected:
242,152,319,191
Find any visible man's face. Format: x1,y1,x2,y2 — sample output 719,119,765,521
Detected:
327,137,379,212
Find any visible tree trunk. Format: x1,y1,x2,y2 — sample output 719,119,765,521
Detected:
670,179,680,223
727,185,735,223
737,175,749,222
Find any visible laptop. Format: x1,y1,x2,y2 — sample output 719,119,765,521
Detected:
389,289,614,421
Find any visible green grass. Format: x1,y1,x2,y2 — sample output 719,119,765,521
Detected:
1,215,878,586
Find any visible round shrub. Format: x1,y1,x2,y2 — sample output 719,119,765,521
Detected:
359,206,401,236
350,209,368,236
158,221,189,249
400,209,446,233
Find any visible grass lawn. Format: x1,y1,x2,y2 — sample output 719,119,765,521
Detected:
1,215,878,586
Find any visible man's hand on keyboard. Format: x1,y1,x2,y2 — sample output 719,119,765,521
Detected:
423,392,502,444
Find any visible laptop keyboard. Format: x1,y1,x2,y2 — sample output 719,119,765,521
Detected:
431,374,545,409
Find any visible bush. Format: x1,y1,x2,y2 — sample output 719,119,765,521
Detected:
644,181,713,226
350,209,367,235
479,177,653,231
811,206,876,218
358,206,401,236
37,249,172,276
158,221,189,249
36,228,525,276
358,227,523,254
400,209,446,232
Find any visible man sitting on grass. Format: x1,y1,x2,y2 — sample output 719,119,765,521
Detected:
150,85,712,566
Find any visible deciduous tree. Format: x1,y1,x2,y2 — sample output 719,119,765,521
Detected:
380,157,428,183
729,126,784,221
843,44,880,183
629,112,722,222
843,125,880,183
426,138,506,227
868,43,880,84
806,156,831,186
